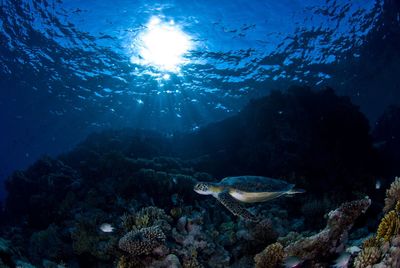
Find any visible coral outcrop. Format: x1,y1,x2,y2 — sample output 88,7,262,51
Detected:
283,197,371,260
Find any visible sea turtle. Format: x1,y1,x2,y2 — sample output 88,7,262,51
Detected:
193,176,305,221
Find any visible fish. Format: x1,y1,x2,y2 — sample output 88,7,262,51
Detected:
332,252,351,268
99,223,115,233
346,246,361,254
375,179,381,190
283,256,303,268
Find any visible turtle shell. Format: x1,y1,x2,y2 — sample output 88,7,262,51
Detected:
218,176,293,193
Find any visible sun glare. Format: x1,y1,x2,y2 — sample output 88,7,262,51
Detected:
132,16,193,73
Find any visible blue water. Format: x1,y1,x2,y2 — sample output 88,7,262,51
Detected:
0,0,399,199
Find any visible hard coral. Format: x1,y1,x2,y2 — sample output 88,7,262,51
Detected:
353,247,381,268
376,210,400,242
118,226,166,255
134,207,172,232
254,242,284,268
384,177,400,212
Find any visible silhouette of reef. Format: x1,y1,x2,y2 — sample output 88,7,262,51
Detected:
1,86,398,267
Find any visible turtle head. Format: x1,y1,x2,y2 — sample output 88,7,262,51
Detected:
194,182,219,195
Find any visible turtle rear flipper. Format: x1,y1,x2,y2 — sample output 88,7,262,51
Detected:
217,191,259,222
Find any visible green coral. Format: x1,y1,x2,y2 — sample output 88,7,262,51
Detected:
254,242,284,268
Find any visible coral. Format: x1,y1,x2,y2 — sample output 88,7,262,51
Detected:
362,235,380,248
283,197,371,260
384,177,400,212
376,210,400,242
117,255,143,268
118,226,166,255
353,247,381,268
29,224,66,262
380,237,400,267
182,250,204,268
71,212,118,260
278,231,304,247
254,242,284,268
250,219,279,245
149,254,182,268
134,207,172,232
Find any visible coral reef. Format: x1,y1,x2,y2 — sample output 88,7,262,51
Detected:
1,87,398,267
253,242,284,268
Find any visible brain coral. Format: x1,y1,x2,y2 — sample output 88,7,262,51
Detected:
119,226,166,255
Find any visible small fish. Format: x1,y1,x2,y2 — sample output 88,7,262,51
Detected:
100,223,114,233
375,179,381,190
346,246,361,254
332,252,351,268
284,256,303,268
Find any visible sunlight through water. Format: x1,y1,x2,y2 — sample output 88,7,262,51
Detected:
131,16,193,73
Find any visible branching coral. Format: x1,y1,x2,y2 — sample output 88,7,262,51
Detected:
384,177,400,212
254,242,284,268
353,247,381,268
118,226,166,255
376,210,400,242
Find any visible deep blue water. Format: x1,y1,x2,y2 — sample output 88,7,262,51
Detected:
0,0,399,200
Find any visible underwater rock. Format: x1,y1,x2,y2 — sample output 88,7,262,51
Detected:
118,226,166,256
283,197,371,260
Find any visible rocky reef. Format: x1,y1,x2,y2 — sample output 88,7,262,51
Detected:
0,86,399,267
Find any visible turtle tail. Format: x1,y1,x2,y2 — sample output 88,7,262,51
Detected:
287,188,306,195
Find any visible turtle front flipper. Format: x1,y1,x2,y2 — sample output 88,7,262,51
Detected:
216,191,259,222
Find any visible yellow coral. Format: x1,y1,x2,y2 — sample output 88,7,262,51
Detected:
254,242,284,268
376,210,400,242
384,177,400,212
353,247,381,268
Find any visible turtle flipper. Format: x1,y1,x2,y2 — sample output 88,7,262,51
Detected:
216,191,259,222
